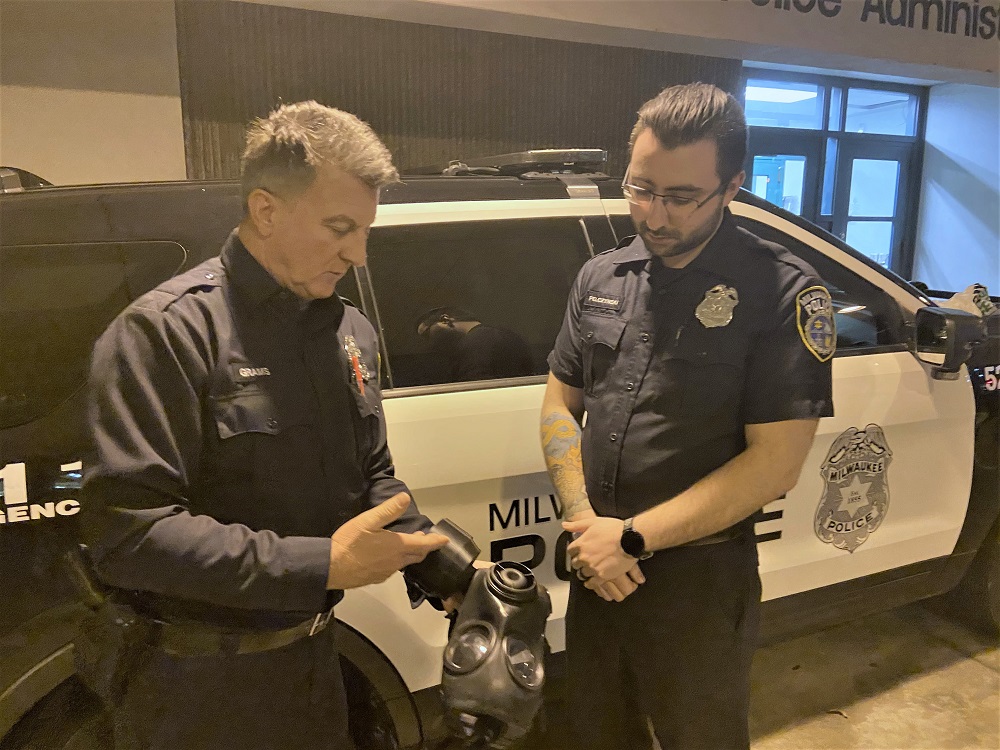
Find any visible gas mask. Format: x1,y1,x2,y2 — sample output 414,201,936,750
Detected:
442,561,551,748
406,520,552,749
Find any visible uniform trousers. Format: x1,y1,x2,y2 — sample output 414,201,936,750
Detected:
110,624,354,750
565,535,761,750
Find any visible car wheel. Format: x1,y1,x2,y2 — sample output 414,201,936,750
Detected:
342,655,403,750
1,677,110,750
947,514,1000,637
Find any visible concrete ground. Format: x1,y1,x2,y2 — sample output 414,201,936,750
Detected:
525,602,999,750
750,603,999,750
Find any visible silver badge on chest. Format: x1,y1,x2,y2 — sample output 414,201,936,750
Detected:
695,284,739,328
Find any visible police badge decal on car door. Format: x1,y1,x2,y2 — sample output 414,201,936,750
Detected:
815,425,893,553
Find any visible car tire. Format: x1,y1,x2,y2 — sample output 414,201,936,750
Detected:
946,514,1000,638
342,655,404,750
0,677,110,750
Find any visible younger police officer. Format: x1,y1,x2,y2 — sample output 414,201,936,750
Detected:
79,102,449,749
541,83,835,748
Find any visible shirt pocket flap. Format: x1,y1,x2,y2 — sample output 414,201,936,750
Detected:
581,314,627,350
212,391,314,439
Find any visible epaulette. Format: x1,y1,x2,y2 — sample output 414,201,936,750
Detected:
136,266,225,313
614,234,638,250
339,294,369,319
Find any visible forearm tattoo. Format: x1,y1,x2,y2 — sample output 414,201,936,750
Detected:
540,412,593,519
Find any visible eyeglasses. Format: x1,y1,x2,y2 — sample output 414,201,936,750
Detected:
621,175,728,223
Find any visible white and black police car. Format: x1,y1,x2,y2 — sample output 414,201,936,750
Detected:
1,151,997,748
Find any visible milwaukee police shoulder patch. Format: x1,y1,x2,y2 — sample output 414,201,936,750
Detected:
815,424,893,553
796,285,836,362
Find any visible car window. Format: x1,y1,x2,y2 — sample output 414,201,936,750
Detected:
0,242,187,429
365,217,593,388
736,217,907,351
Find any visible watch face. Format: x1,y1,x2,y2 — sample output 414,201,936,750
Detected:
621,528,645,558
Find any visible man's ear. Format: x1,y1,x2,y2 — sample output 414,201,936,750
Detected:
246,188,281,237
722,170,746,206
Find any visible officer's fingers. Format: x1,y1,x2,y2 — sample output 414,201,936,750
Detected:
562,518,595,535
586,579,612,601
612,574,637,597
603,581,626,602
398,532,450,562
355,493,412,531
627,565,646,585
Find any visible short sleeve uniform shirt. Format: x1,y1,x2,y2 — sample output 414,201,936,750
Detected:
548,210,835,522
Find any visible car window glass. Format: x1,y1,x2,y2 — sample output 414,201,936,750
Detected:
365,217,593,388
0,242,187,429
736,217,906,351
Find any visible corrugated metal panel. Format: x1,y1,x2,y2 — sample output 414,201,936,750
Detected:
175,1,741,180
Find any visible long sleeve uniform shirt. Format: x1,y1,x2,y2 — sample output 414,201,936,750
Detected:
82,232,429,628
548,210,835,524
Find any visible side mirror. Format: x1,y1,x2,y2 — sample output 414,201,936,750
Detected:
914,306,985,380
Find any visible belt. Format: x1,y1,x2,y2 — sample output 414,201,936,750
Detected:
682,527,744,547
154,607,335,658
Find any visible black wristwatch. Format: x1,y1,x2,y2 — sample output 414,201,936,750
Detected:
620,517,653,560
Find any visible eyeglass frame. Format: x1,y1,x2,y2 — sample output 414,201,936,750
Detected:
620,172,731,220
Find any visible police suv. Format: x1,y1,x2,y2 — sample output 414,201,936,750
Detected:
1,151,997,748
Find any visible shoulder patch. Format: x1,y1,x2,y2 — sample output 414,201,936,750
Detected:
796,286,836,362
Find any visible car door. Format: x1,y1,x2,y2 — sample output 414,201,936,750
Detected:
332,198,601,695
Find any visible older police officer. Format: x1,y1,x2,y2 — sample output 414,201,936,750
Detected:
79,101,449,749
541,83,835,748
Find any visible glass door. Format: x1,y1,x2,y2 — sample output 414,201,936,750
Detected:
744,130,822,220
832,141,911,268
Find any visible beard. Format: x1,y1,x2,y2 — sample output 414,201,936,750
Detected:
637,204,724,262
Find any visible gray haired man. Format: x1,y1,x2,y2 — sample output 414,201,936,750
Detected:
79,101,448,749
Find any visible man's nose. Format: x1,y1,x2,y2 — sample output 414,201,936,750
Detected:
644,198,671,231
341,235,368,267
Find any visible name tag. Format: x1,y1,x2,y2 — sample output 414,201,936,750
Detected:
232,365,272,383
583,290,622,313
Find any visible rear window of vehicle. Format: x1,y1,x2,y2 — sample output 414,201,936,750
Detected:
0,241,186,428
365,217,593,389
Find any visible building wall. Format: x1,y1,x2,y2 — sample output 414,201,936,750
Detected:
174,1,740,179
255,0,1000,86
913,84,1000,293
0,1,186,185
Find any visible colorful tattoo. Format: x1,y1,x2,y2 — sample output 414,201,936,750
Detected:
540,413,593,519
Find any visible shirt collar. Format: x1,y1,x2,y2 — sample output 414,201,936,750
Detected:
220,231,346,328
611,209,743,285
221,230,292,310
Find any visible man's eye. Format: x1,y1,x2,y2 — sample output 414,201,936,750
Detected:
329,225,353,236
663,195,695,208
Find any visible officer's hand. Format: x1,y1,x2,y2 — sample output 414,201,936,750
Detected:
327,494,449,590
564,516,636,585
586,564,645,603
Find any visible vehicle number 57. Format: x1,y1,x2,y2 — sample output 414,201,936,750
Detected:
984,365,999,392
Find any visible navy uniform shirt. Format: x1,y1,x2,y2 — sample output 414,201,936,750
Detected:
548,210,835,523
81,232,430,627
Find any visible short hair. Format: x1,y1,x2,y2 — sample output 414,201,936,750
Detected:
628,83,748,183
240,100,399,211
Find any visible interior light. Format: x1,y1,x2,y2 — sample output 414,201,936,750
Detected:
745,86,818,104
